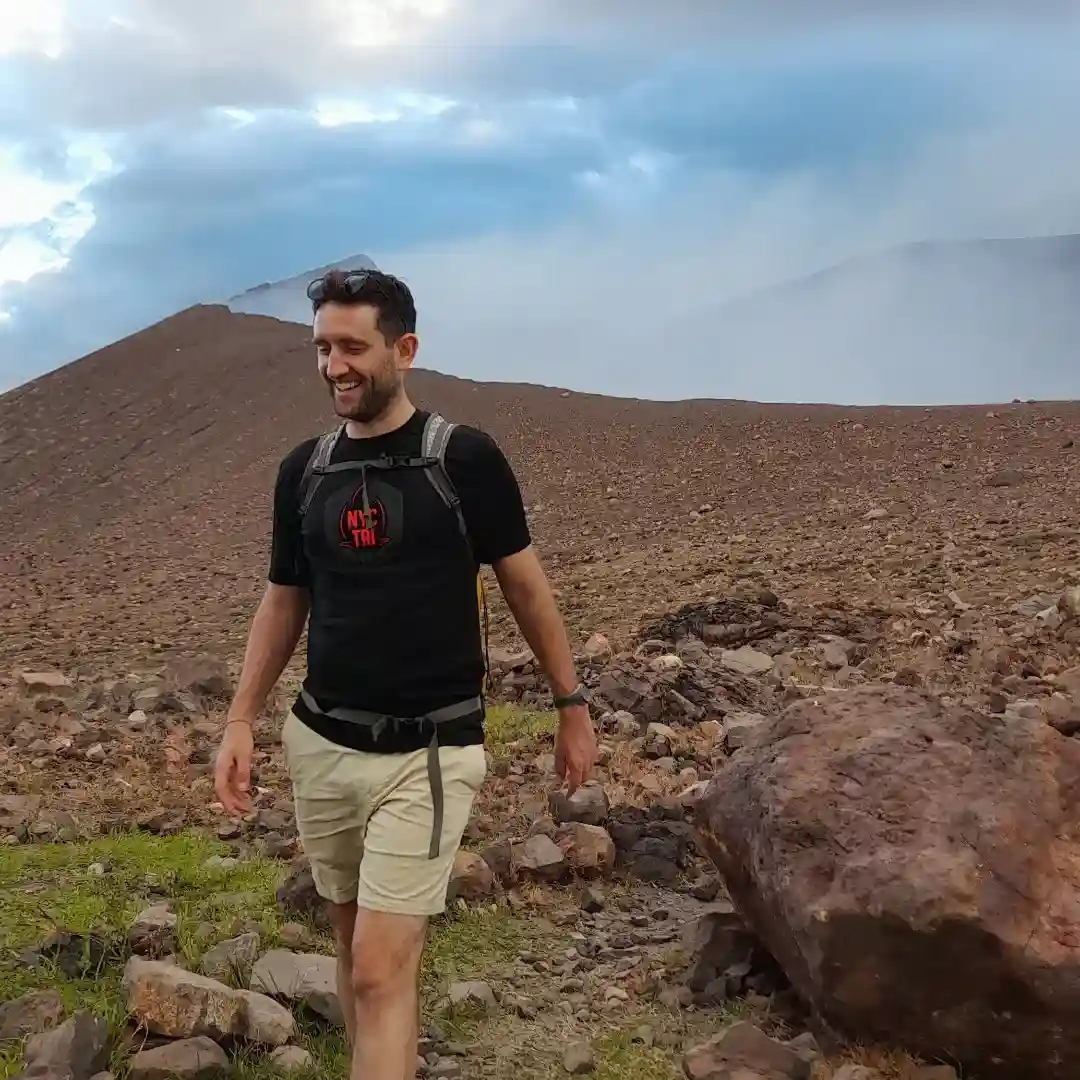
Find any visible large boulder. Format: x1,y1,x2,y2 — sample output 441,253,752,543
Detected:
694,684,1080,1080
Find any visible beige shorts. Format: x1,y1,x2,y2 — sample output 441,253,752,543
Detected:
281,712,487,916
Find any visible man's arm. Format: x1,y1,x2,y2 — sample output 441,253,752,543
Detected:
493,547,579,699
453,427,596,789
216,445,312,815
494,547,597,792
226,582,310,724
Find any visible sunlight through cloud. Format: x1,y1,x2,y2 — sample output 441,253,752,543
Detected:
0,0,66,57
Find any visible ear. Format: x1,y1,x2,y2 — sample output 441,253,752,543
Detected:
395,332,419,370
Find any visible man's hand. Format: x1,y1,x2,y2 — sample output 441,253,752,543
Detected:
214,720,255,816
554,704,598,794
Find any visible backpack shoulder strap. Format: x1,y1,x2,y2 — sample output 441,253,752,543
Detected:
420,412,469,542
298,426,344,518
421,411,456,461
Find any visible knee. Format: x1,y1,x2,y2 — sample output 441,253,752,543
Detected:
350,921,425,1002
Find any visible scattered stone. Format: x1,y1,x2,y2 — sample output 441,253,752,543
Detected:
446,981,497,1015
719,647,774,677
479,840,512,882
250,949,343,1026
268,1046,314,1073
683,1021,809,1080
123,957,295,1046
607,804,692,883
198,931,261,983
579,884,606,913
0,990,63,1041
275,857,328,928
987,468,1024,487
832,1067,883,1080
128,1037,229,1080
584,633,612,659
166,653,233,699
29,930,113,979
722,711,767,751
277,922,311,948
681,903,760,993
560,822,616,876
447,850,494,902
514,834,567,880
562,1041,596,1074
128,903,177,958
17,671,75,696
550,782,609,827
22,1011,109,1080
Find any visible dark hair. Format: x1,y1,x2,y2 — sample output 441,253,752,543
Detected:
309,269,417,341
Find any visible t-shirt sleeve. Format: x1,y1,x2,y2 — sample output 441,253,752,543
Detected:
451,428,532,566
268,443,314,587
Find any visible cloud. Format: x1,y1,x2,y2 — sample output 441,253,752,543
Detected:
384,98,1080,405
1,1,1079,401
4,0,1078,132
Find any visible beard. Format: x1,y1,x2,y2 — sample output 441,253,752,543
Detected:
326,356,401,423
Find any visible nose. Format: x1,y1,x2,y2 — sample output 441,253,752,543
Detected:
324,347,351,379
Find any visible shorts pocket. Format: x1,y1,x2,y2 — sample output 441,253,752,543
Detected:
460,742,488,792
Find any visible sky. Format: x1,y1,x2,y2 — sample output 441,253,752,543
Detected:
1,1,1079,402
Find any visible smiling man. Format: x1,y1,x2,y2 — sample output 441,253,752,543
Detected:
213,268,597,1080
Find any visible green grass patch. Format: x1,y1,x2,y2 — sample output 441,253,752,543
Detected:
592,1029,681,1080
484,703,556,753
0,831,539,1080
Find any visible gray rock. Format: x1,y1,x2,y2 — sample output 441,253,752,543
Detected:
128,903,177,958
0,990,63,1041
123,956,295,1046
514,834,566,880
250,950,343,1026
447,981,497,1014
268,1046,314,1073
22,1012,109,1080
199,932,261,983
719,648,775,677
128,1037,229,1080
683,1022,809,1080
550,783,609,827
563,1041,596,1074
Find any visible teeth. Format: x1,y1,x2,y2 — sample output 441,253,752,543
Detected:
334,381,360,391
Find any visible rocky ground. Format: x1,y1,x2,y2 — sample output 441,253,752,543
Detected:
3,306,1080,1078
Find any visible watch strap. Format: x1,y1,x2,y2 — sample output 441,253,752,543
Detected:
553,683,589,709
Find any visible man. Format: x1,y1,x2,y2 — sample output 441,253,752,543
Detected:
214,268,597,1080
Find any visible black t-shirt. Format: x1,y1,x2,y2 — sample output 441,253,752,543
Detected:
268,408,531,753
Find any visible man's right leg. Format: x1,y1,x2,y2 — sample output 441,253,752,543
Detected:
327,900,359,1047
281,714,368,1045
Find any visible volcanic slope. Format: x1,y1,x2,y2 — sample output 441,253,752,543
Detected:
1,303,1079,686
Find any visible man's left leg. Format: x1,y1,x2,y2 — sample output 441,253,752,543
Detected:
350,908,427,1080
348,742,488,1080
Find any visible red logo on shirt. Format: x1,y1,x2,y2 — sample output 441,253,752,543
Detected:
339,496,390,549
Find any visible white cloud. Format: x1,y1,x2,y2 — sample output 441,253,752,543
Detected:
384,103,1080,405
311,91,456,128
0,135,118,315
0,0,66,57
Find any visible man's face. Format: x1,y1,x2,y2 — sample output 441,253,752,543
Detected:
313,302,418,423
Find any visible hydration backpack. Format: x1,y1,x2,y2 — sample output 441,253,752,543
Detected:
296,412,491,687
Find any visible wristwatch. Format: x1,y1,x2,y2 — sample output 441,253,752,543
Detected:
553,683,590,709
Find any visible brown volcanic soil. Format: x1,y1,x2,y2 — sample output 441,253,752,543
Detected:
3,304,1080,1080
2,303,1080,686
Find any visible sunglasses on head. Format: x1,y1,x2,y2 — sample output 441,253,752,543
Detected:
306,270,375,303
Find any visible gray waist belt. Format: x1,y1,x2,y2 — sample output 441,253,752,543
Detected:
299,689,482,860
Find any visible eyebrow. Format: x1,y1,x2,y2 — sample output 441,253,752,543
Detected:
312,335,368,348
